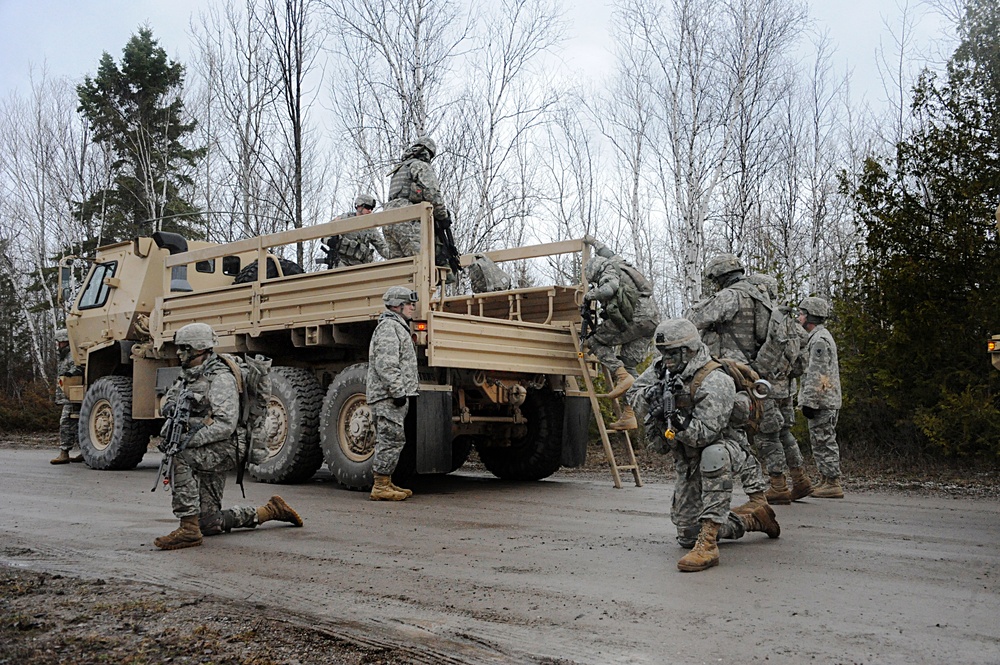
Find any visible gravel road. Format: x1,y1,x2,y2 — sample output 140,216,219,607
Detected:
2,446,999,664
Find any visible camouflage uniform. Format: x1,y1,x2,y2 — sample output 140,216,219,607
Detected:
585,257,658,377
327,210,390,267
630,345,759,547
797,323,842,479
383,146,450,260
56,350,83,453
366,309,419,475
162,354,258,534
686,278,767,363
686,273,769,496
758,377,804,474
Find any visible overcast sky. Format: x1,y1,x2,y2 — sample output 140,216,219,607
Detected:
0,0,951,109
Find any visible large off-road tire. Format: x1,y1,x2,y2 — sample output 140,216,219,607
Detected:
476,389,564,481
232,257,303,284
248,366,324,483
320,364,376,490
78,376,151,470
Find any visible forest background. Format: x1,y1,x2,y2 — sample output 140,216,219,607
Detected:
1,0,998,462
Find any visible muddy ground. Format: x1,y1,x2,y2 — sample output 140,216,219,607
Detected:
2,434,999,664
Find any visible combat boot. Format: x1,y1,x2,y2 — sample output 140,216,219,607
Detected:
154,515,203,550
388,479,413,498
731,491,768,515
608,405,637,431
789,466,813,501
812,476,844,499
764,474,792,505
50,450,70,465
70,453,84,463
604,367,635,400
370,473,407,501
677,520,720,572
742,504,781,538
256,495,303,526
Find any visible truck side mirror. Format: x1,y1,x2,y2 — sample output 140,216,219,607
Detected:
59,265,72,304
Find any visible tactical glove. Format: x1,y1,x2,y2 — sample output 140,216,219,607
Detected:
802,405,818,419
393,396,408,408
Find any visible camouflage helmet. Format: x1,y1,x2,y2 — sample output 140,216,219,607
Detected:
383,285,418,308
174,322,218,351
354,193,376,209
55,329,69,343
410,136,437,159
653,319,701,353
747,273,778,299
584,256,610,283
704,253,745,282
798,296,830,319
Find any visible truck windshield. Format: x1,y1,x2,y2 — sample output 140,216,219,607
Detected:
77,261,118,310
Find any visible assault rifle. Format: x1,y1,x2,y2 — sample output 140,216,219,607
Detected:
317,236,342,269
580,299,599,341
152,388,196,492
435,212,462,275
644,366,699,440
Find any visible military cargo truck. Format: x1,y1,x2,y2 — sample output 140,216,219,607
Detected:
58,204,595,489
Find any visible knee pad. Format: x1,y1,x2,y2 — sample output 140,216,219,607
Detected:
700,443,729,475
676,524,700,549
199,511,225,536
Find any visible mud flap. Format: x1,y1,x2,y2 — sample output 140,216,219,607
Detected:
415,389,453,473
561,395,590,467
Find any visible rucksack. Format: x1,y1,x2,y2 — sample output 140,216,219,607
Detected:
736,284,801,381
691,357,766,435
606,259,652,329
751,303,802,381
469,254,512,293
218,353,272,495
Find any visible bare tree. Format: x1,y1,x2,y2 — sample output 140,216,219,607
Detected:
258,0,324,264
445,0,564,253
190,0,287,242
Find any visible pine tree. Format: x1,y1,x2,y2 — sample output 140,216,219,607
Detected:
75,27,204,244
841,0,1000,456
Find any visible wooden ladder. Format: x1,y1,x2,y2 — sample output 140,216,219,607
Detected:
570,326,642,488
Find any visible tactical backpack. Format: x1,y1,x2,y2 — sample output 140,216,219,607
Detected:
736,283,801,381
469,254,512,293
218,353,273,495
690,357,766,435
606,259,652,330
753,304,802,381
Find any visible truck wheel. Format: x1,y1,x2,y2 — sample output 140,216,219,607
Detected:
248,366,324,483
476,389,564,481
232,257,303,284
78,376,150,470
320,363,376,490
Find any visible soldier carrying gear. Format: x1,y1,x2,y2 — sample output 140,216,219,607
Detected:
322,193,390,268
51,328,85,465
154,322,303,551
367,286,420,501
626,317,781,573
685,252,771,511
581,236,659,431
383,137,461,281
795,296,844,499
745,273,812,504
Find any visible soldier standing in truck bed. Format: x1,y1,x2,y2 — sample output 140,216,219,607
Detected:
382,137,458,280
324,194,390,268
